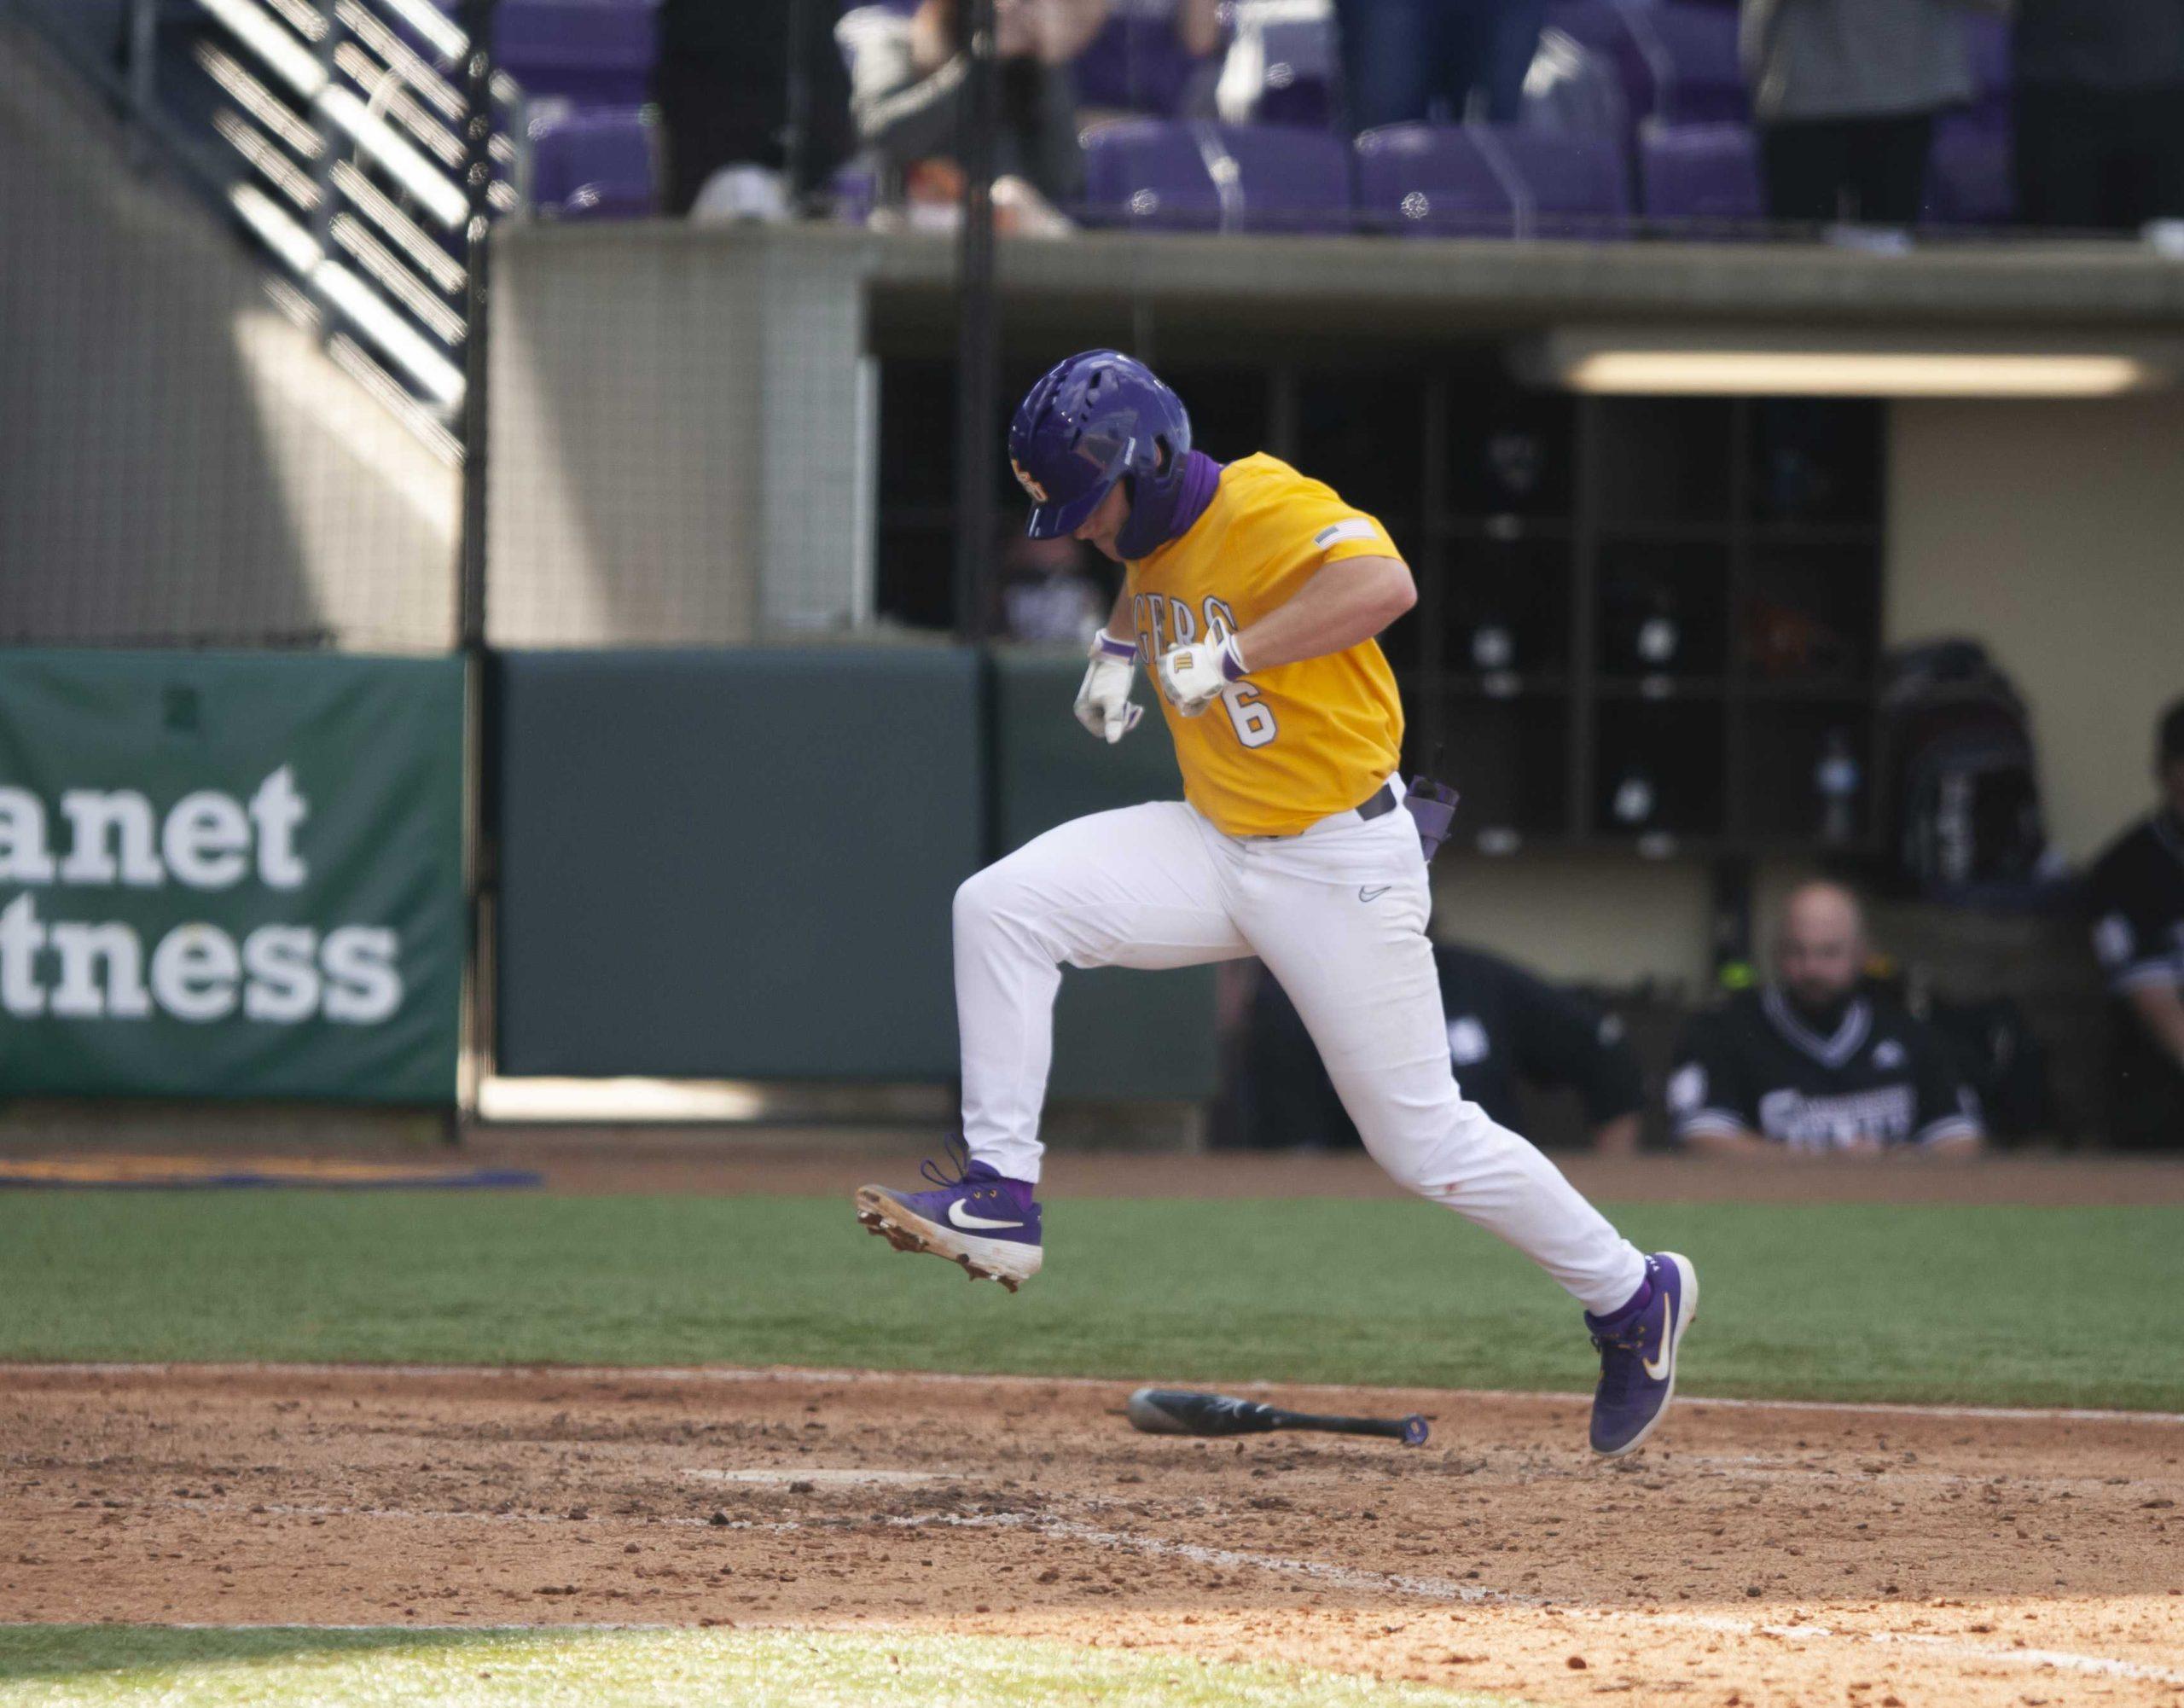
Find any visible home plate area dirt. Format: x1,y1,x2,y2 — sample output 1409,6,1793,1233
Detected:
3,1366,2180,1705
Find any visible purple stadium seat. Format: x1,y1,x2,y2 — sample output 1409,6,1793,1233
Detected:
1623,3,1744,124
1640,122,1762,227
1358,124,1627,238
1356,125,1517,236
1081,120,1350,232
527,107,657,218
1083,119,1223,229
1924,111,2013,227
1495,127,1629,230
1217,124,1352,231
1520,25,1629,142
495,1,655,107
1230,15,1339,130
1542,1,1744,128
1961,9,2009,112
1075,12,1207,116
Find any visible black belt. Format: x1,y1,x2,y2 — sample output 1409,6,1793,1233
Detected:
1356,781,1397,822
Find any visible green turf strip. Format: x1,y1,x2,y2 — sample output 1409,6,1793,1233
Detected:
0,1194,2179,1409
0,1626,1520,1707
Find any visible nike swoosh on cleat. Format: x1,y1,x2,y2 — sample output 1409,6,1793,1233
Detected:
1358,886,1391,903
1642,1305,1675,1381
946,1200,1025,1232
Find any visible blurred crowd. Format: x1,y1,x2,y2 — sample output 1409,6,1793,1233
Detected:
653,0,2184,235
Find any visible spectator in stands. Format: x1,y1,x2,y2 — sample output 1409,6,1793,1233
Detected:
2013,1,2184,232
1076,0,1227,123
1240,944,1646,1154
1668,881,1984,1158
838,0,1112,218
2087,697,2184,1147
653,0,853,218
1335,0,1548,131
998,534,1109,643
1740,0,1997,229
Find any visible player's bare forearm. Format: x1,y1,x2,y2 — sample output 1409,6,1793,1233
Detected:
2125,982,2184,1072
1233,556,1414,674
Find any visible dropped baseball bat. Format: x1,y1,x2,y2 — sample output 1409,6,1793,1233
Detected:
1126,1386,1428,1447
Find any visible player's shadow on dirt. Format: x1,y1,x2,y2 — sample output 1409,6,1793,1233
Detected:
0,1625,511,1685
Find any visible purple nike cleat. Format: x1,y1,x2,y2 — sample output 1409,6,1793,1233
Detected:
854,1140,1043,1292
1585,1252,1699,1456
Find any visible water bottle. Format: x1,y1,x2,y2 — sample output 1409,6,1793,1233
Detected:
1815,728,1861,845
1611,769,1657,828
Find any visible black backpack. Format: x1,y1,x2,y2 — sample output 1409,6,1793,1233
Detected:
1876,639,2049,904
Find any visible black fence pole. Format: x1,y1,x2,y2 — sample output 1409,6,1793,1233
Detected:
952,0,1001,644
454,0,499,1134
457,0,498,652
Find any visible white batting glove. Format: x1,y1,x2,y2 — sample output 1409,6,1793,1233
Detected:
1074,629,1145,745
1155,622,1250,717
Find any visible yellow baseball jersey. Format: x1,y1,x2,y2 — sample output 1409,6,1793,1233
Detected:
1127,452,1405,838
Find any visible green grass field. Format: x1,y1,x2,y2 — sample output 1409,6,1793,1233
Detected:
2,1192,2179,1408
0,1627,1515,1707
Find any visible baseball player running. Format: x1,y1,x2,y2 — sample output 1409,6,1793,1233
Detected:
857,351,1697,1455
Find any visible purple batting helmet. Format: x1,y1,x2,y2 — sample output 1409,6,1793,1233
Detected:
1007,351,1192,555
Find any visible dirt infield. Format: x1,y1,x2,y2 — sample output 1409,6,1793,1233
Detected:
3,1365,2179,1705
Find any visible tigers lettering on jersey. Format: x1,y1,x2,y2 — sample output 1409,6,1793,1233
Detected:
1127,454,1405,839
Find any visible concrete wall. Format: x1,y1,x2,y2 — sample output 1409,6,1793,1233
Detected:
1432,852,1825,992
1886,395,2184,863
0,21,458,652
485,225,872,647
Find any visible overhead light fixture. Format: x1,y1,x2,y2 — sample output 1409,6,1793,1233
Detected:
1525,330,2175,398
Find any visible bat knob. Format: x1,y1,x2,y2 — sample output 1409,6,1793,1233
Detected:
1401,1414,1429,1447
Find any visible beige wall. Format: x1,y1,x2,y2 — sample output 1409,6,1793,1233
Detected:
488,225,872,647
1434,852,1824,991
1434,854,1715,991
1887,395,2184,863
0,23,458,653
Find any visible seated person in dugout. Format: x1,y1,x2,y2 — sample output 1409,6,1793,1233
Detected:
1241,942,1646,1154
1667,881,1984,1159
2087,696,2184,1149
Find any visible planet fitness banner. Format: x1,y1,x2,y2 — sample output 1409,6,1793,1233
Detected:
0,652,463,1103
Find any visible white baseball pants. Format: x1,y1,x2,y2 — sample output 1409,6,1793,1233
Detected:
952,779,1650,1315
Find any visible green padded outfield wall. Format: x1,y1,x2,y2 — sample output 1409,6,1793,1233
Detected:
990,648,1219,1101
493,648,982,1080
0,651,464,1102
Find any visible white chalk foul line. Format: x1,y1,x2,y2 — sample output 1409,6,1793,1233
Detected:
9,1362,2183,1428
132,1495,2184,1688
1008,1516,2184,1688
683,1468,944,1488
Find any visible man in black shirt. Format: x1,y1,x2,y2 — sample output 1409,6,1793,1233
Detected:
654,0,853,215
1668,882,1981,1158
1243,944,1645,1154
2087,697,2184,1148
